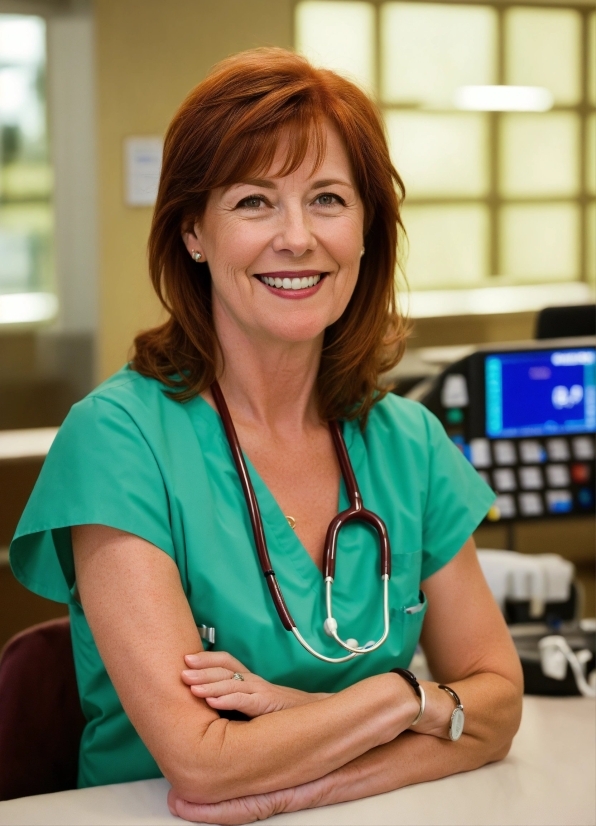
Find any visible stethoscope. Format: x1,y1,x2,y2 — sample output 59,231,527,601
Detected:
211,381,392,663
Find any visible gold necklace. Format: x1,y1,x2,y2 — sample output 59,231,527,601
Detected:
286,515,296,530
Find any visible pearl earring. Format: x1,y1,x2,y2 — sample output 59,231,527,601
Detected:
360,246,365,257
191,250,203,262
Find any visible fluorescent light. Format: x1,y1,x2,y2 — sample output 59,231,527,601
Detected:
454,85,554,112
0,292,58,324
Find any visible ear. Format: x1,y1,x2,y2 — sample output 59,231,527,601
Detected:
181,220,205,258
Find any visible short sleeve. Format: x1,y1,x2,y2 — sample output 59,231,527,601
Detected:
9,395,175,604
420,407,496,581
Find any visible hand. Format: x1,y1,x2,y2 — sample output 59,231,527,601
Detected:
167,776,330,824
182,650,330,717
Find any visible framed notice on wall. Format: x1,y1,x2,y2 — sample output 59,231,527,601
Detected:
123,136,163,206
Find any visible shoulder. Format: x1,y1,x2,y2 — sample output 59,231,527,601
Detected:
66,366,180,432
364,391,440,444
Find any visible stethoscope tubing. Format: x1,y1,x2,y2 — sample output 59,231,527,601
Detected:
211,380,392,663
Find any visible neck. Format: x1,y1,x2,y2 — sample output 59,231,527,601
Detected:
211,312,323,436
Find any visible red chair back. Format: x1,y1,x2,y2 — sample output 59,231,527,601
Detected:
0,617,86,800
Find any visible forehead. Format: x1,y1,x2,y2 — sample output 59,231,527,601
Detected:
265,122,353,181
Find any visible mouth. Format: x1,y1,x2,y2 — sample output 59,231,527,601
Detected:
255,272,328,292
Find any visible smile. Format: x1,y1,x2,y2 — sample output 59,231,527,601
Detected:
257,273,325,291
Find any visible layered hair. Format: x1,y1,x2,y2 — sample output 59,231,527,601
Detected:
132,47,408,423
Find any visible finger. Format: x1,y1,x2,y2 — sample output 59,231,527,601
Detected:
172,791,282,825
181,667,239,685
205,692,261,717
189,678,256,699
184,650,246,671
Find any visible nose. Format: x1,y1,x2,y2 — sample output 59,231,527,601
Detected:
272,203,316,257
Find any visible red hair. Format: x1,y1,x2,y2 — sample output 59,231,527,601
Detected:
132,47,408,423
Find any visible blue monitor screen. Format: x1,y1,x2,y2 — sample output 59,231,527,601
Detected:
485,348,596,439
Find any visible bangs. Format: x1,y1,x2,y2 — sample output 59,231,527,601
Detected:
207,107,329,190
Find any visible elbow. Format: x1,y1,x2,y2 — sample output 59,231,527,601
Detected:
488,678,523,765
159,718,241,805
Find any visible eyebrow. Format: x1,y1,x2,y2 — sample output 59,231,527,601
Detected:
228,177,354,191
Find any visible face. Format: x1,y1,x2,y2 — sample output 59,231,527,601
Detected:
182,122,365,348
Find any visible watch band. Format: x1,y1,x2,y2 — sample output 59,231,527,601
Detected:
390,668,426,726
438,684,465,741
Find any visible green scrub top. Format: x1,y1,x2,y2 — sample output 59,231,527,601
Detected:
10,366,495,789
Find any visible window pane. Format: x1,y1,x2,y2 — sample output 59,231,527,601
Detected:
588,115,596,197
381,2,496,106
402,205,489,288
386,112,488,197
295,1,375,92
0,14,51,295
500,114,580,198
501,204,579,280
505,8,581,106
0,204,53,292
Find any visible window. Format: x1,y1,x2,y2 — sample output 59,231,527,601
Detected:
0,14,55,323
296,1,596,293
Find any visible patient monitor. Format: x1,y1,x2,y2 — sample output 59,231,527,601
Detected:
415,337,596,524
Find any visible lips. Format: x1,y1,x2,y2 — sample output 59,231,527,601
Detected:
257,273,324,291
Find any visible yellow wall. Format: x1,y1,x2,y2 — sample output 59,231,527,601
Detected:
95,0,293,379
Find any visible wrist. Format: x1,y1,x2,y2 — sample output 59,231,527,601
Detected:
411,681,456,738
385,672,421,731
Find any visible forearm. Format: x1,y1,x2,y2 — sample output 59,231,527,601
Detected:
170,672,521,824
171,672,419,804
323,671,521,806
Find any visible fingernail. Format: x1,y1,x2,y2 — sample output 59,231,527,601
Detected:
185,653,201,664
181,669,195,678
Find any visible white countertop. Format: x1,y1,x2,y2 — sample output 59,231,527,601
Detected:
0,696,594,826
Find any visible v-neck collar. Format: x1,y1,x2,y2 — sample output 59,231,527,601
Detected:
186,394,362,587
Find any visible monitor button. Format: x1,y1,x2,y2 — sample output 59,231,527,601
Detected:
546,464,571,488
494,494,516,519
519,440,547,464
493,440,517,466
519,492,544,516
571,463,591,484
519,466,544,490
572,436,595,460
546,490,573,514
493,468,517,492
546,438,570,461
577,487,594,509
470,438,492,468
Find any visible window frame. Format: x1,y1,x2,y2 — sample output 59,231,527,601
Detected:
293,0,596,290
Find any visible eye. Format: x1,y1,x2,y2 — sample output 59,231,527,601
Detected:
314,193,345,207
236,195,268,210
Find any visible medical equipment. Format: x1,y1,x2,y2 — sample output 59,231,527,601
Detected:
413,338,596,523
211,380,391,664
512,621,596,696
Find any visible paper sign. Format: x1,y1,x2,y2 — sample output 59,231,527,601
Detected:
124,136,163,206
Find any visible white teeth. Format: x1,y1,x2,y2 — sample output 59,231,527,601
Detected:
260,274,324,290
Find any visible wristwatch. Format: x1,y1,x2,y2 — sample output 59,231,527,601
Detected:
438,684,465,741
390,668,426,725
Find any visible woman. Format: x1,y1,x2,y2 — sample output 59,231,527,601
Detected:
10,48,522,823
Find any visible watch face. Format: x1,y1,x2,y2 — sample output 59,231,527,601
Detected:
450,708,465,741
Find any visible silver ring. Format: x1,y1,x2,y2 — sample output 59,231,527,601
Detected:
232,672,244,681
